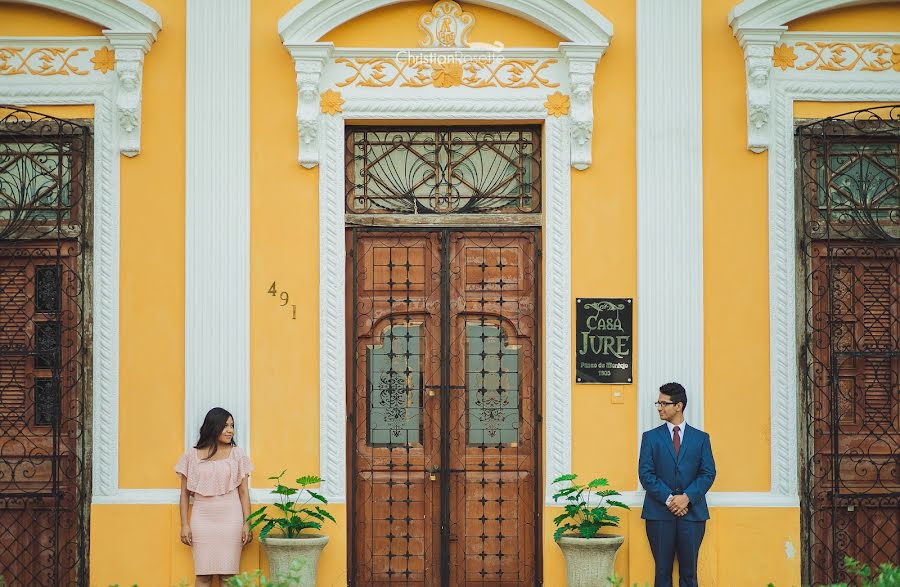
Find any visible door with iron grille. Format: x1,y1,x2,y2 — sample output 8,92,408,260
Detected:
797,106,899,585
0,107,90,586
349,228,540,587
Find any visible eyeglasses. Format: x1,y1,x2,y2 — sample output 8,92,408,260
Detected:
653,401,677,407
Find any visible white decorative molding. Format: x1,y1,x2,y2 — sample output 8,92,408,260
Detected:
280,1,609,170
0,33,155,156
765,76,900,500
775,32,900,73
104,31,153,156
636,0,705,443
560,43,606,170
279,0,613,47
734,27,786,153
184,0,251,453
286,47,605,169
728,0,899,152
0,1,161,155
542,114,573,504
0,83,121,498
284,43,332,169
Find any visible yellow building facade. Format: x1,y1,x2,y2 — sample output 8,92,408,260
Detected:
0,0,898,585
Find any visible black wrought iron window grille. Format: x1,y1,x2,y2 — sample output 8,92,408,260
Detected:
797,107,900,242
345,126,542,215
0,111,88,240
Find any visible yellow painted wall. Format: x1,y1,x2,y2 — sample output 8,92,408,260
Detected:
703,0,772,494
0,4,101,35
788,2,900,31
115,0,186,490
17,0,900,584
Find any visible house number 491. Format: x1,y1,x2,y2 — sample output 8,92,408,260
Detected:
268,282,296,320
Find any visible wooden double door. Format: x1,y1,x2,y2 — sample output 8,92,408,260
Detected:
348,229,540,587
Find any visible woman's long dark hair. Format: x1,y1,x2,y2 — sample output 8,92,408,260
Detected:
194,407,235,460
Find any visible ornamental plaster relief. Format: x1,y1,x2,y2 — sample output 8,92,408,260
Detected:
0,32,155,156
281,0,609,171
773,35,900,72
730,0,900,153
0,39,114,78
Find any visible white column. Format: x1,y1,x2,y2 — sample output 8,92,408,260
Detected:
636,0,704,436
185,0,251,450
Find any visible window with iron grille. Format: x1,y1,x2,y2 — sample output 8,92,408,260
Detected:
345,126,541,215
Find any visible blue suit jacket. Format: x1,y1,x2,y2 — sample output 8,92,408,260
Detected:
638,423,716,521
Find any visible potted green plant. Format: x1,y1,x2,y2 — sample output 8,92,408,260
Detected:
247,472,336,587
552,473,630,587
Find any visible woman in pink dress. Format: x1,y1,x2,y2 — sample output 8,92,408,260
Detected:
176,407,253,586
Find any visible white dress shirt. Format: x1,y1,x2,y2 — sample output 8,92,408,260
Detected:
666,420,687,442
664,420,687,505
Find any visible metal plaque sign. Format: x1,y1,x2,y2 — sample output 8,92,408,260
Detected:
575,298,633,384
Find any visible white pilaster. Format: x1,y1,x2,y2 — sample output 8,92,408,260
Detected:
636,0,705,437
184,0,251,450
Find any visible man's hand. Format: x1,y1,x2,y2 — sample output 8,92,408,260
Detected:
667,494,690,517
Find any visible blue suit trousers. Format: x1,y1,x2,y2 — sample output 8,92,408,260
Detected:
645,518,706,587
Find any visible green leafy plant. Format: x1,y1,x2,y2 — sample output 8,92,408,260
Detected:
225,559,308,587
767,556,898,587
246,471,336,540
551,473,630,542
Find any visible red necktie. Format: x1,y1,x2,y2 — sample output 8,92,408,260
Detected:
673,426,681,457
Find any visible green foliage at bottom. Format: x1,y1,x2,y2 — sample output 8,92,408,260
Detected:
225,559,309,587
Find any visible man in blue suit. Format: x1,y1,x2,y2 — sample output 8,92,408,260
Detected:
638,382,716,587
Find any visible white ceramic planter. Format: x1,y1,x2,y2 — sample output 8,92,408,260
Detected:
556,534,625,587
261,534,329,587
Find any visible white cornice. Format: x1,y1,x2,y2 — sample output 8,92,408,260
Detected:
279,0,612,46
0,0,161,37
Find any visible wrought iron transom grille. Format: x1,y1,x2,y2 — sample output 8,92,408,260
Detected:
0,106,90,586
345,126,541,215
796,105,900,586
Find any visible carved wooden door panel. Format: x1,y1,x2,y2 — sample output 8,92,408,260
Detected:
350,229,540,587
808,242,899,585
0,242,81,586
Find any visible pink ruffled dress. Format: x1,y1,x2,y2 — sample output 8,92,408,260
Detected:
175,446,253,576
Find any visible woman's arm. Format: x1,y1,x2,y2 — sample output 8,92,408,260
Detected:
239,476,252,545
178,475,192,546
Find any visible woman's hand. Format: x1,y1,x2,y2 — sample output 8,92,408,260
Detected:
180,524,192,546
242,522,252,545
